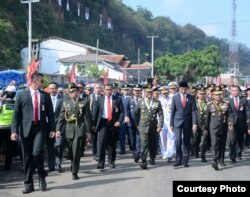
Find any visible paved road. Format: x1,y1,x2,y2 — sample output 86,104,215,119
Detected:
1,148,250,197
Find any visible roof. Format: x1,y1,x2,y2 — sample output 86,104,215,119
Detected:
59,54,103,63
42,36,116,55
128,62,152,69
100,55,126,64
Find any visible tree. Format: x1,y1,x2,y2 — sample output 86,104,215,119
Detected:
155,45,221,82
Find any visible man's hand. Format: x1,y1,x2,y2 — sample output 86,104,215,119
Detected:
11,133,18,141
55,131,61,138
124,116,130,123
156,127,162,133
49,131,55,138
170,126,174,132
114,122,120,127
203,130,208,135
229,124,234,131
192,124,197,132
248,129,250,136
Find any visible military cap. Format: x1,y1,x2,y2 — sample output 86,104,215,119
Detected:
68,82,79,93
160,86,169,94
179,81,188,88
153,86,160,92
189,86,197,93
207,83,216,90
143,83,153,92
197,87,206,94
245,87,250,92
211,86,222,95
168,81,178,89
133,84,142,90
112,83,119,88
122,84,130,90
85,84,93,90
220,84,227,90
196,83,204,89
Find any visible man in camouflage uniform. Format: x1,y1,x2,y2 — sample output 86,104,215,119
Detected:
56,83,91,180
135,84,164,169
205,86,229,170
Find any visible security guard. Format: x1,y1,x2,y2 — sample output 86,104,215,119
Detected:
134,83,164,169
56,83,91,180
205,86,229,170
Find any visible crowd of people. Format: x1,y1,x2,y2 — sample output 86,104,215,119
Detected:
1,72,250,194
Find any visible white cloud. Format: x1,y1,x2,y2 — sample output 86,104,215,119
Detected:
198,24,220,37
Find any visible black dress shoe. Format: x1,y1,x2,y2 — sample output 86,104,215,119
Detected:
140,162,147,170
96,165,104,169
22,187,34,194
201,158,207,162
211,162,219,171
55,164,63,173
150,160,156,165
195,154,199,158
39,177,47,191
173,162,182,167
134,156,140,163
231,159,236,163
120,151,125,155
237,156,242,160
108,164,116,169
219,161,226,166
183,164,190,167
72,174,79,180
47,168,55,173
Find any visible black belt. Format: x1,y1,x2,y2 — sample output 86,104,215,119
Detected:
32,121,40,125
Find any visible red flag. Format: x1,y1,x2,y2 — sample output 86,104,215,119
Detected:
153,74,158,87
27,57,39,86
103,68,109,85
69,64,76,83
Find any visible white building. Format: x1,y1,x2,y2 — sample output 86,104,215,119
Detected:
21,36,115,74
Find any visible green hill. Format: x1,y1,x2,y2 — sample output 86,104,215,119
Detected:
0,0,249,74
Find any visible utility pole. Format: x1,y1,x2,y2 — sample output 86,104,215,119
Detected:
21,0,40,64
96,38,99,66
147,35,158,78
137,48,140,84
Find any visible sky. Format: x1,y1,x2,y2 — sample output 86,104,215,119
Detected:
122,0,250,48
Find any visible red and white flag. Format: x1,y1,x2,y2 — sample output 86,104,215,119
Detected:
107,17,112,29
66,0,70,11
103,68,109,85
85,7,89,20
69,64,76,83
27,57,39,86
77,2,80,16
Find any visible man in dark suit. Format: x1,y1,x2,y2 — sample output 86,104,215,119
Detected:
48,82,64,173
170,81,198,167
228,85,247,162
92,84,124,169
127,84,142,162
90,83,103,161
11,72,55,194
56,83,91,180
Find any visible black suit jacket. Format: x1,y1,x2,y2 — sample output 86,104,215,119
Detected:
11,89,55,138
54,94,64,124
228,97,247,126
170,93,198,128
93,95,124,131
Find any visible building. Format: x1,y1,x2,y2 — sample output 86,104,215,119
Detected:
21,36,115,74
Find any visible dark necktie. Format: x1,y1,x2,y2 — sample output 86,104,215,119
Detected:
34,91,38,122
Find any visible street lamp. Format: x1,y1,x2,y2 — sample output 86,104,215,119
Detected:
20,0,40,63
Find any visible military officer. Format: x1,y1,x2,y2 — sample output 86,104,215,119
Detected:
205,83,216,102
56,83,91,180
134,83,164,169
205,86,229,170
195,86,208,162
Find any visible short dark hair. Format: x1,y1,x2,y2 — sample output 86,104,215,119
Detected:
77,81,85,87
48,82,58,88
31,72,43,82
231,85,241,91
104,84,113,88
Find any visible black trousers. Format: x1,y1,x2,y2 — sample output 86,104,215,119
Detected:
175,124,192,165
0,129,14,169
97,119,118,167
210,130,227,163
91,131,98,157
20,123,47,188
229,123,246,159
